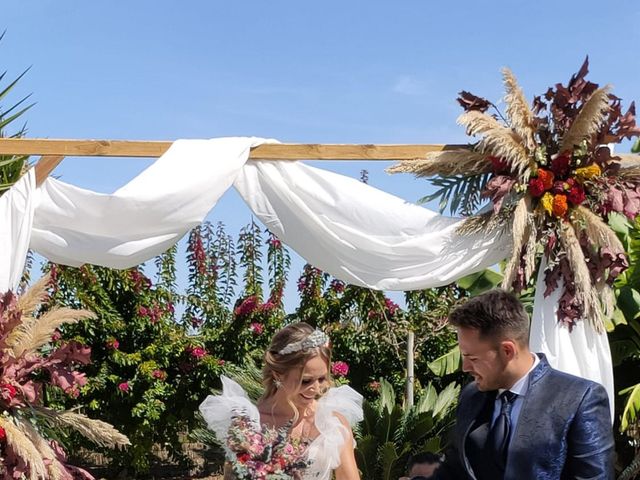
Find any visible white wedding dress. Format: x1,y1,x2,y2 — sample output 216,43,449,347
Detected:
200,376,364,479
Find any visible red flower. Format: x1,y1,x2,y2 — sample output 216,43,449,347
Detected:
368,381,381,392
385,298,399,315
567,185,586,205
118,381,129,393
138,305,149,317
0,383,17,401
489,156,509,173
0,426,5,441
190,346,207,359
249,322,264,335
331,361,349,377
550,152,571,177
537,168,555,190
152,369,167,380
237,453,251,464
234,296,259,317
107,339,120,350
330,279,345,294
528,178,545,197
268,237,282,248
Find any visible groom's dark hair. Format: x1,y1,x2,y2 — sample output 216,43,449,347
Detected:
448,289,530,345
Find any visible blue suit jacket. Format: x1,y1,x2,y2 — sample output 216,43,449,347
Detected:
435,354,614,479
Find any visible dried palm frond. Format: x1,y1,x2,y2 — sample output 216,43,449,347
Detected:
456,204,516,235
596,279,616,321
561,222,604,332
618,153,640,166
561,86,612,152
0,416,48,480
18,419,64,480
572,205,624,253
387,150,490,177
7,307,96,358
478,128,532,180
502,67,536,153
501,197,532,289
36,407,130,449
523,220,538,281
16,274,51,318
618,154,640,180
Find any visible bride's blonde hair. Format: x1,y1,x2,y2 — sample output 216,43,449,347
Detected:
262,322,333,402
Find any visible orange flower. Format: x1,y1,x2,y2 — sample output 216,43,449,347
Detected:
552,194,568,218
537,168,555,190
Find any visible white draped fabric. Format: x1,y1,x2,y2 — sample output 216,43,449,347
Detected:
234,160,508,290
0,137,614,414
530,259,614,419
31,137,271,268
0,169,35,292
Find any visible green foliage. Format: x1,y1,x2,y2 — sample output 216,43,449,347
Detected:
632,138,640,154
0,33,34,196
41,218,467,476
355,378,459,480
419,173,491,216
48,262,225,473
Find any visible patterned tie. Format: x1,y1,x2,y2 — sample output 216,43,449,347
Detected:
489,390,517,469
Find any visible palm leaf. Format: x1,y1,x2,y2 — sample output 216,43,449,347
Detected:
620,383,640,431
427,345,461,376
421,173,491,216
432,382,460,420
378,441,401,480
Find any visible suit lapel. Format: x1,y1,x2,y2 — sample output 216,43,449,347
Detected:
462,390,496,478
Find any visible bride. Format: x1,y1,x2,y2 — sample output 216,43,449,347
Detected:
200,322,363,480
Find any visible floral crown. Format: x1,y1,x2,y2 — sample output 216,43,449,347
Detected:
277,329,330,355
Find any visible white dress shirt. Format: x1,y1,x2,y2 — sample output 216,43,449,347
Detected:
491,353,540,432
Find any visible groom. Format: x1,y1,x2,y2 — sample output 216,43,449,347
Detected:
433,289,614,479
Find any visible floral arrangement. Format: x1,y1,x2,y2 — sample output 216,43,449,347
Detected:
0,275,129,479
390,59,640,330
226,412,311,480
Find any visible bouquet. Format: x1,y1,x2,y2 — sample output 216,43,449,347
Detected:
389,58,640,331
226,412,311,480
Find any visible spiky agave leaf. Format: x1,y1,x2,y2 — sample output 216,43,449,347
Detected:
502,67,536,153
387,150,490,177
561,86,612,152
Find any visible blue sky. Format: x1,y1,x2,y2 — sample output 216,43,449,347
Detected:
2,1,639,310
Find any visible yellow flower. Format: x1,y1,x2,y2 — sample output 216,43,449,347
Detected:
574,164,601,182
541,192,554,215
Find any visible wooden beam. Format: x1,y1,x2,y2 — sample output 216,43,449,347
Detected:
0,138,467,160
34,155,65,186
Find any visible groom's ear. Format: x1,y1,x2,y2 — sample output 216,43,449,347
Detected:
499,340,517,360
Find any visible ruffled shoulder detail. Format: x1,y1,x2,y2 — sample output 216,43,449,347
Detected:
198,375,260,443
317,385,364,427
305,385,363,478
